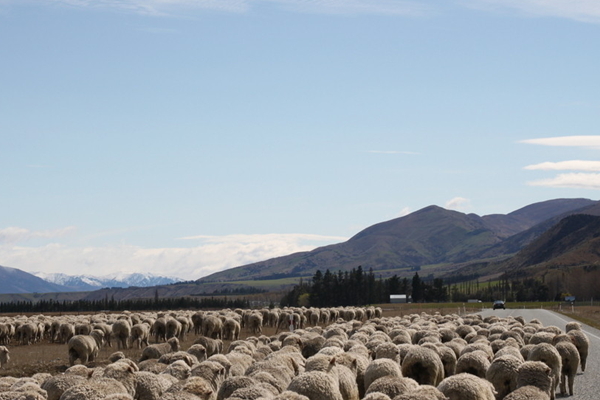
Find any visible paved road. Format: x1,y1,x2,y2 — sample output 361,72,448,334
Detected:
479,308,600,400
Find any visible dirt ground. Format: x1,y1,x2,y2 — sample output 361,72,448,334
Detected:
1,304,599,378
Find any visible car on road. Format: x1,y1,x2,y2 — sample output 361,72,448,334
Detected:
493,300,505,310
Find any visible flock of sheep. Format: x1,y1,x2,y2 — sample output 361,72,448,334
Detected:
0,305,591,400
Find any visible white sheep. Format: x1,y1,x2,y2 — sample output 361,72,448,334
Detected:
554,340,580,396
515,361,553,400
139,338,180,362
0,346,9,368
364,358,402,393
401,346,445,386
485,354,522,400
437,372,496,400
364,376,418,399
527,343,561,400
67,330,104,366
503,385,550,400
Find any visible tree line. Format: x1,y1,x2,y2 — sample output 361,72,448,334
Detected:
280,267,449,307
0,295,250,313
280,267,557,307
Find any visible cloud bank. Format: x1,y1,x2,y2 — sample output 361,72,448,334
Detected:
464,0,600,23
0,226,76,244
522,135,600,190
15,0,431,16
0,231,347,280
445,197,472,211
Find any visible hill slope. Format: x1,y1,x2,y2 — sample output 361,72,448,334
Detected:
0,266,71,294
200,198,598,282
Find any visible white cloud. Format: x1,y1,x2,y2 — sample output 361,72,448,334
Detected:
0,226,76,244
398,207,411,217
524,160,600,171
527,173,600,189
0,233,347,280
11,0,431,16
445,197,472,211
520,136,600,148
463,0,600,23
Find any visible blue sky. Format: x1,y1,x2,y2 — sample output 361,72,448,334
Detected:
1,0,600,280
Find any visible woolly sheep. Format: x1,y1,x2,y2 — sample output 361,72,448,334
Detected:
554,341,580,396
287,370,343,400
273,390,310,400
42,374,87,400
112,319,132,350
190,360,227,393
565,321,581,332
364,358,402,392
567,329,589,372
516,361,553,400
485,355,522,400
0,346,9,368
304,354,359,400
188,344,208,362
401,346,445,386
364,376,418,399
130,323,150,349
437,373,496,400
503,385,550,400
456,350,490,378
393,385,447,400
67,330,104,366
139,338,180,362
216,376,257,400
58,377,130,400
194,337,223,358
134,371,176,400
527,343,561,400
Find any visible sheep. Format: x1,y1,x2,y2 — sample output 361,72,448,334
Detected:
456,350,491,378
139,337,180,362
165,318,182,340
437,373,496,400
565,321,581,332
161,359,192,380
485,355,522,400
287,370,343,400
401,346,445,386
159,351,198,367
190,360,228,393
134,371,176,400
516,361,553,399
554,341,580,396
202,314,223,339
187,344,208,362
216,376,257,400
364,376,418,399
527,343,561,400
503,385,550,400
112,319,132,350
567,329,589,372
57,377,130,400
304,354,359,400
130,323,150,349
194,337,223,358
42,374,88,400
0,346,9,368
364,358,402,393
422,343,457,378
393,385,447,400
67,330,104,366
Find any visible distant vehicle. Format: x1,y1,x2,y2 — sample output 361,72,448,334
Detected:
493,300,506,310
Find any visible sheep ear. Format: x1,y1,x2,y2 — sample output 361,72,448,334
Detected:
329,356,336,366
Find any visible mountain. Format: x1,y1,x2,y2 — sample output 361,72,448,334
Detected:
0,266,72,294
199,198,599,282
34,272,182,292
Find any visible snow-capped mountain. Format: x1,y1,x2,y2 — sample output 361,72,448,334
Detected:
34,271,182,292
